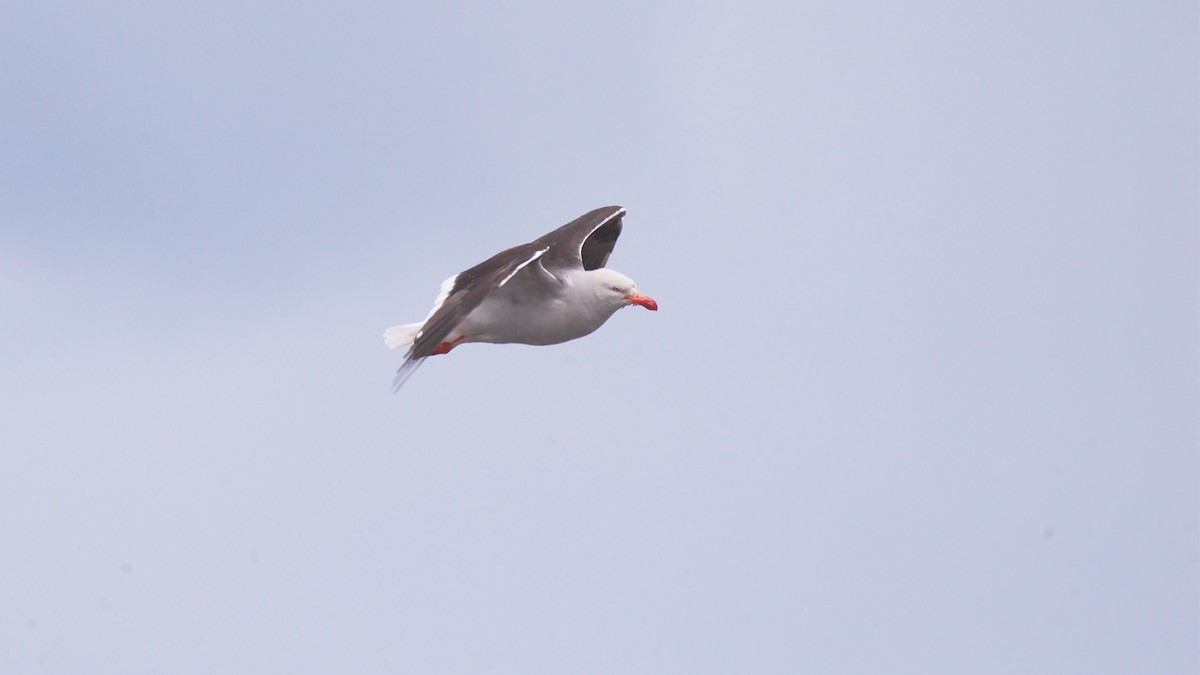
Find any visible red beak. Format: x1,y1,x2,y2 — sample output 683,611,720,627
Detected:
625,292,658,311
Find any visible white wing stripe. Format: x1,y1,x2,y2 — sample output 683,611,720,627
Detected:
497,247,550,288
579,207,625,258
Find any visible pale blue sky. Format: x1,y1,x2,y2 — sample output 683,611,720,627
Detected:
2,2,1196,673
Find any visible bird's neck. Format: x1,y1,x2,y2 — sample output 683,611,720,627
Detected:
563,269,622,319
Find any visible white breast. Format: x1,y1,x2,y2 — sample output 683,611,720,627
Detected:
459,284,614,346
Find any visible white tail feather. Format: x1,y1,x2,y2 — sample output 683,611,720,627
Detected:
383,322,422,349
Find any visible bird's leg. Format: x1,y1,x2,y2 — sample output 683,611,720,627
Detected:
431,336,466,356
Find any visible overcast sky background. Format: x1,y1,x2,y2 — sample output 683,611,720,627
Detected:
2,2,1196,673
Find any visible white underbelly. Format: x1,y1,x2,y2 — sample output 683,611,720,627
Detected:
459,293,607,346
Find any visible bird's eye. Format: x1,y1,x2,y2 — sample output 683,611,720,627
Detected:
611,286,622,292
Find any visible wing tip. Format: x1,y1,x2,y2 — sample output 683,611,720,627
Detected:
599,205,625,220
391,355,426,392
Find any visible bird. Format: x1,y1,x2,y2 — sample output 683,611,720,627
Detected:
383,205,657,390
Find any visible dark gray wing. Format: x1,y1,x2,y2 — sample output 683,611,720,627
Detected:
394,241,550,391
411,242,549,360
535,205,625,272
393,240,549,389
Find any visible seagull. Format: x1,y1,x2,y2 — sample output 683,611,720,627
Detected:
383,205,657,390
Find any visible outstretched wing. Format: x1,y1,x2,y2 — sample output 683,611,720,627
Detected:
535,205,625,273
408,243,550,360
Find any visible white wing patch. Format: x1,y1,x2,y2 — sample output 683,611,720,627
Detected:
497,247,550,288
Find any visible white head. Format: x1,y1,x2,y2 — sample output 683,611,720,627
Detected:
589,268,658,312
